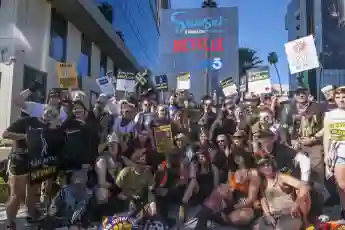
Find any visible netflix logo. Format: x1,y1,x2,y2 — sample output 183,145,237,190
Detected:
174,38,224,53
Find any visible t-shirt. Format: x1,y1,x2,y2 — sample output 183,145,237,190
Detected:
115,166,154,198
24,101,67,121
6,116,65,183
61,119,99,169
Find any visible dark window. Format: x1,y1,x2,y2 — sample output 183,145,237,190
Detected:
100,53,107,77
78,34,91,77
296,25,300,30
49,8,67,61
23,65,47,103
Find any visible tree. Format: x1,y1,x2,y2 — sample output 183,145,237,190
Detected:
239,48,263,92
201,0,217,8
267,52,282,95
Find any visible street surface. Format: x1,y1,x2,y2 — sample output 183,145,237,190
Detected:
0,204,341,229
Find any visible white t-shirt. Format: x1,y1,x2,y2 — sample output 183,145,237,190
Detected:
324,108,345,158
24,101,67,121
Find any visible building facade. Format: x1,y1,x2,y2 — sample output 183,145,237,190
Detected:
0,0,142,134
286,0,345,99
96,0,160,71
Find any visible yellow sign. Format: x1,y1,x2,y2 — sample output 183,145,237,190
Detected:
56,62,78,89
153,125,173,153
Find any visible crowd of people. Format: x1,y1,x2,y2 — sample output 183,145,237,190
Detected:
1,80,345,230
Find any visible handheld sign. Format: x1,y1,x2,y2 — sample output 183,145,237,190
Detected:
176,72,191,90
220,77,237,96
285,35,319,74
153,125,173,153
56,62,78,89
155,74,168,91
116,72,136,93
96,76,115,96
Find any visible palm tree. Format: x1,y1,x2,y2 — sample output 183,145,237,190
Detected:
267,52,282,95
238,48,263,92
201,0,217,94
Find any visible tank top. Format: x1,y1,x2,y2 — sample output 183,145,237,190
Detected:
264,176,295,214
228,174,249,194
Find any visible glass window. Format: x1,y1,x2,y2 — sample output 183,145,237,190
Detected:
100,53,107,77
78,34,91,77
49,8,67,61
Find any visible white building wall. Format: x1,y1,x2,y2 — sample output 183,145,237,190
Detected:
0,0,104,134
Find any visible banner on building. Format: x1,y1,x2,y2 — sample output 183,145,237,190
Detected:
56,62,78,89
220,77,237,96
159,7,239,100
248,70,271,94
176,72,190,90
153,124,173,153
285,35,320,74
155,74,168,91
116,72,136,92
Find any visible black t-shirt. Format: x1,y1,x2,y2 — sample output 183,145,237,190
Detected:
61,119,99,168
6,116,48,150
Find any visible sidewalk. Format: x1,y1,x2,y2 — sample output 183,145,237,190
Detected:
0,203,341,229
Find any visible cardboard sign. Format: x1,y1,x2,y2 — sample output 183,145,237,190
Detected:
176,72,191,90
116,71,136,92
96,76,115,96
56,62,78,89
248,70,271,94
220,77,237,96
153,125,173,153
285,35,319,74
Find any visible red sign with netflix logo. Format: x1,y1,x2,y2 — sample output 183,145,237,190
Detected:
174,38,224,53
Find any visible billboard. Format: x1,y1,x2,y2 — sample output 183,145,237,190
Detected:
158,7,239,100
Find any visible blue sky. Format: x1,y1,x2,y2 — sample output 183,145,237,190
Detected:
171,0,290,85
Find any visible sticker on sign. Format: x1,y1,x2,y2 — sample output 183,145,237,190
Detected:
284,35,320,74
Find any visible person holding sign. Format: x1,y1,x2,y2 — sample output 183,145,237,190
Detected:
14,83,68,121
2,104,65,229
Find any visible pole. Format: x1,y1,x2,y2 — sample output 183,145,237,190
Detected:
161,91,164,103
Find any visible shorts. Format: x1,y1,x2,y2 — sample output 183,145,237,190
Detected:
335,156,345,165
8,153,29,176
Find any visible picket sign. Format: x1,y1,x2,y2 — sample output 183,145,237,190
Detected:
248,70,271,94
96,76,115,96
116,72,136,93
56,62,78,89
285,35,320,74
176,72,191,90
220,77,237,96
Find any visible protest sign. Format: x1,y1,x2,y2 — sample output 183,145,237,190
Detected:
96,76,114,96
56,62,78,89
153,124,173,153
116,72,136,92
176,72,191,90
220,77,237,96
285,35,319,74
248,70,271,94
155,74,168,91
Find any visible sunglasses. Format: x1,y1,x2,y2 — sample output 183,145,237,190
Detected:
217,139,225,143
